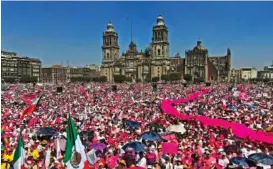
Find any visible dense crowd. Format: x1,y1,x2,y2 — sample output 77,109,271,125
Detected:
1,82,273,169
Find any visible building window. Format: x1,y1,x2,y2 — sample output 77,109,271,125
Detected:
158,49,160,56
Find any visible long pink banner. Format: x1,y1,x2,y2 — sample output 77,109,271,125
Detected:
160,89,273,145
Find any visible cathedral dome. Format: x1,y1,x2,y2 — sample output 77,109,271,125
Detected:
156,15,165,26
193,40,206,51
106,22,114,32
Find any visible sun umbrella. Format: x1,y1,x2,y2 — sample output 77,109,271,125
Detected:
230,157,256,167
248,153,273,165
36,127,56,137
147,123,163,129
122,142,145,152
89,143,107,150
166,123,186,134
141,132,165,142
125,120,141,128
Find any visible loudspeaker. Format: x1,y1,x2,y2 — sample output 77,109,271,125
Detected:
112,85,117,91
206,82,211,87
152,84,157,92
57,87,63,93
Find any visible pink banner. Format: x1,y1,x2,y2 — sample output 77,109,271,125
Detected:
162,142,178,154
160,89,273,145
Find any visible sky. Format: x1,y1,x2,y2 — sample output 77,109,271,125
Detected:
1,1,273,70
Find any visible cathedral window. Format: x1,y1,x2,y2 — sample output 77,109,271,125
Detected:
158,49,161,56
107,53,110,59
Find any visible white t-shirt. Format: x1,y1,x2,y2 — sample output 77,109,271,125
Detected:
137,157,147,168
174,165,183,169
218,158,229,168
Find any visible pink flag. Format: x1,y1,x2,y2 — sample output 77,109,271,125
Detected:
162,142,178,154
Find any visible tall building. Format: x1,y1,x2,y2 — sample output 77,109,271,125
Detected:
240,67,257,80
41,65,100,84
258,63,273,80
185,41,231,82
101,15,171,82
101,15,231,82
1,51,42,82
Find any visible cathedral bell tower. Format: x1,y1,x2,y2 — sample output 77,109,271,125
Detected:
102,22,119,62
101,21,120,82
151,15,169,58
150,15,170,79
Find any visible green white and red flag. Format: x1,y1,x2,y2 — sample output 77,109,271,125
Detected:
64,115,88,169
13,129,27,169
21,95,43,120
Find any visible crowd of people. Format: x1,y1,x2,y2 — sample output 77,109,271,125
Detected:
1,82,273,169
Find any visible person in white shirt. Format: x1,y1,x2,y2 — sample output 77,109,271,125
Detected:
174,161,183,169
165,158,173,169
218,154,229,168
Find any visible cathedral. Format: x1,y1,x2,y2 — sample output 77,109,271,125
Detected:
101,15,231,82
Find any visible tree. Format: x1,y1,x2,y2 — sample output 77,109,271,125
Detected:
136,78,141,83
3,77,16,83
19,76,38,83
152,76,160,82
161,74,170,82
126,77,132,82
170,72,181,81
114,75,126,83
99,76,107,82
144,75,151,83
184,74,192,82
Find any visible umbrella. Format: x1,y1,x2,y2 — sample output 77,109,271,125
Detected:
166,123,186,134
141,132,165,142
89,143,107,150
230,157,256,167
248,153,273,165
147,123,163,129
36,127,56,137
122,142,144,152
125,120,141,128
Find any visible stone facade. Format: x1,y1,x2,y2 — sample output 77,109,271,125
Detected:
101,16,231,82
185,41,231,82
101,15,171,82
1,51,42,82
41,65,99,84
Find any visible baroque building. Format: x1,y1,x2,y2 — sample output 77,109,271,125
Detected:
101,15,171,82
185,41,231,82
101,15,231,82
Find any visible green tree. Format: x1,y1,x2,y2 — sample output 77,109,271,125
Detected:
99,76,107,82
136,78,141,83
184,74,192,82
114,75,126,83
152,76,160,82
126,77,132,82
161,74,170,81
19,76,38,83
170,72,181,81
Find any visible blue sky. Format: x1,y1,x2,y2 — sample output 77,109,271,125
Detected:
2,1,273,70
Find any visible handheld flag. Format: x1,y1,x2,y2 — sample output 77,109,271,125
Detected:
21,94,43,119
13,129,26,169
64,115,87,169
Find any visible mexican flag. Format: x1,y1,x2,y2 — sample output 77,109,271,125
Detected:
13,130,26,169
64,115,87,169
130,96,135,103
21,94,43,120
